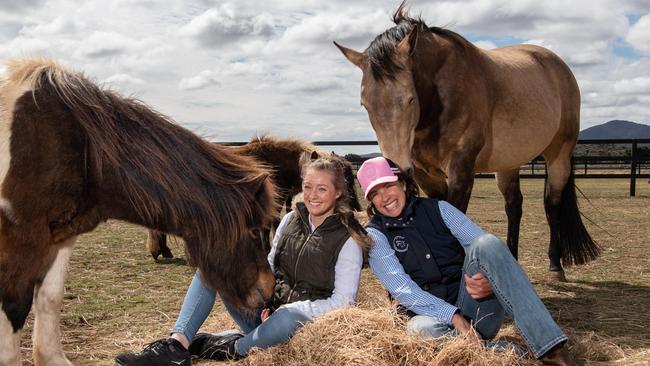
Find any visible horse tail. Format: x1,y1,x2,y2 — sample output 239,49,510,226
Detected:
557,168,601,265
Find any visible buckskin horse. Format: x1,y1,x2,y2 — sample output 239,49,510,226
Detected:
0,58,277,365
335,4,600,281
146,135,361,260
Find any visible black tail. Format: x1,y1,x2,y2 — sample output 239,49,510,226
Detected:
557,170,601,265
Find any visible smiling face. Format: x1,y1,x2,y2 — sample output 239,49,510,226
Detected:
301,168,341,223
368,181,407,218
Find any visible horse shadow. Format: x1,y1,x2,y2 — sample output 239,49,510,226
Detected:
154,257,187,266
540,279,650,350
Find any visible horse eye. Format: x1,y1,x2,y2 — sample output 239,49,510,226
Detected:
407,97,415,105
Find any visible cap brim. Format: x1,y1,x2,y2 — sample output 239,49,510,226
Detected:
364,176,399,199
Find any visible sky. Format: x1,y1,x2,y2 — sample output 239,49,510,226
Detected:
1,0,649,154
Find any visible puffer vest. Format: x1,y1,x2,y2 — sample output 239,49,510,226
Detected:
367,197,465,304
270,203,350,311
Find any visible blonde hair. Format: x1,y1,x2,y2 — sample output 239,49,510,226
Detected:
303,157,371,249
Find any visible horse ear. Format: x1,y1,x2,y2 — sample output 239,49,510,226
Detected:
397,26,420,57
310,151,319,161
334,41,367,69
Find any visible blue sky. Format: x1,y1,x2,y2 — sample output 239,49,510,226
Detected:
1,0,649,154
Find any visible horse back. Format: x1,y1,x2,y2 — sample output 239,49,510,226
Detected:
471,44,580,172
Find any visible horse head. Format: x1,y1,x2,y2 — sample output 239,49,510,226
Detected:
192,170,278,316
335,8,428,172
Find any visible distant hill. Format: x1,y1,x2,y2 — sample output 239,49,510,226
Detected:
579,120,650,139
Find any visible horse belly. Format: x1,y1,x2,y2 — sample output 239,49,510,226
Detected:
475,110,561,173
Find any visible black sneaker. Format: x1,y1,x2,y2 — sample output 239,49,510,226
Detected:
189,332,244,361
115,338,191,366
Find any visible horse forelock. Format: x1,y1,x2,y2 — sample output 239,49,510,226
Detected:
368,5,472,81
6,58,278,259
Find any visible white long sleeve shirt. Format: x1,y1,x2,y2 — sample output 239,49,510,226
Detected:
267,211,363,319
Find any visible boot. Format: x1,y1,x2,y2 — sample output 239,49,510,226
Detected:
189,332,244,361
539,343,575,366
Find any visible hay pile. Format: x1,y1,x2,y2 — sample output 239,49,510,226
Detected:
243,307,534,366
193,270,635,366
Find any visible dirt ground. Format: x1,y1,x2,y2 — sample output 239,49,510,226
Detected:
17,178,650,365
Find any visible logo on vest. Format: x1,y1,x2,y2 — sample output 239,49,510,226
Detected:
392,235,408,252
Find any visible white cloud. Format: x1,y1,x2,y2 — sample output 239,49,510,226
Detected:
102,73,146,86
1,0,647,144
626,14,650,54
179,3,276,48
473,40,498,49
613,77,650,94
179,70,221,90
74,31,139,58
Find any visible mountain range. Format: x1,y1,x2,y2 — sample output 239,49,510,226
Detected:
579,120,650,139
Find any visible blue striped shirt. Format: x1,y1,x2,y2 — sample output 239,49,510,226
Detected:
367,200,485,324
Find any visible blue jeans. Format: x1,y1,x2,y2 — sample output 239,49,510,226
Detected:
171,271,311,356
407,234,567,358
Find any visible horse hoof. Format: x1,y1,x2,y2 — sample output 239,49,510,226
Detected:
548,270,567,282
160,246,174,259
150,250,161,260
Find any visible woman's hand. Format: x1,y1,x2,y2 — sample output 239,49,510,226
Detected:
451,313,482,345
464,272,493,300
260,308,271,322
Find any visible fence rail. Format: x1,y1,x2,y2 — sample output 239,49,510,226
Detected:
219,138,650,197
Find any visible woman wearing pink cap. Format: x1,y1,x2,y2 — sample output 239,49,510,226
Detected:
357,156,574,366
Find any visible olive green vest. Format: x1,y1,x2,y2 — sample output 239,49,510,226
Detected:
270,203,350,310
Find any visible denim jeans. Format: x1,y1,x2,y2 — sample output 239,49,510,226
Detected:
407,234,567,358
171,271,311,356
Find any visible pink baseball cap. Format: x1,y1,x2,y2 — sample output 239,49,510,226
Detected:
357,157,400,199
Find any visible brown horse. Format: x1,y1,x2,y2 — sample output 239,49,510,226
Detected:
147,135,362,259
0,58,277,365
335,4,600,281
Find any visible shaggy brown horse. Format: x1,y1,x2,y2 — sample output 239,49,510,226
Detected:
336,4,600,281
0,59,277,366
147,135,361,259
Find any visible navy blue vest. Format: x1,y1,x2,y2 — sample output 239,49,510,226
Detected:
368,198,465,304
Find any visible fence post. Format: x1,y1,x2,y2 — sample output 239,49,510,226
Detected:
630,141,637,197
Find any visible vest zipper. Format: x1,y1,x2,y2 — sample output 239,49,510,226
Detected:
286,231,314,301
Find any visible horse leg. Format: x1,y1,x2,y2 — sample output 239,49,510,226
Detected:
544,154,600,282
1,238,59,366
543,157,570,282
413,166,448,199
496,169,523,260
445,155,477,213
0,306,21,366
146,230,172,260
32,242,75,366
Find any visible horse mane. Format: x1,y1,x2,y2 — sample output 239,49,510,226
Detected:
245,134,317,158
367,2,472,80
4,58,277,262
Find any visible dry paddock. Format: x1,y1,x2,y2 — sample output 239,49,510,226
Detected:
18,178,650,365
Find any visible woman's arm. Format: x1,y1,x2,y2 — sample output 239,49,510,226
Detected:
281,237,362,318
367,228,459,325
437,200,486,250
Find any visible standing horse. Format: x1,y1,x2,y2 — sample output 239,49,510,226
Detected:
0,58,277,366
147,135,361,259
335,4,600,281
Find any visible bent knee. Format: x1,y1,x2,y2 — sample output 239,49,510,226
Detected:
470,234,509,257
275,307,311,329
407,316,451,338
